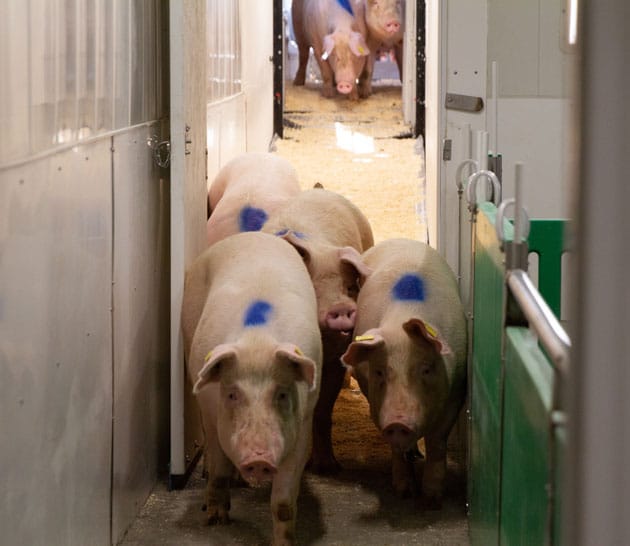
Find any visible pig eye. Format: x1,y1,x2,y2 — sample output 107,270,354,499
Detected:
225,387,240,404
346,281,359,299
275,388,292,409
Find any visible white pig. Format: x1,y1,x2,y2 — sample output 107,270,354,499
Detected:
292,0,371,99
181,231,323,545
206,152,301,246
341,238,466,508
262,188,374,473
359,0,405,94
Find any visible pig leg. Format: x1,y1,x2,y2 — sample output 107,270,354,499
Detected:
292,1,309,86
312,48,336,98
270,428,311,546
394,41,404,81
421,434,447,510
391,448,418,498
204,434,234,524
358,54,374,98
309,352,345,473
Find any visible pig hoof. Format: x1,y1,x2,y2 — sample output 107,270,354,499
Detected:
419,494,443,511
322,87,335,99
207,509,230,525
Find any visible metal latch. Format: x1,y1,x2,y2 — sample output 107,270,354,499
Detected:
147,135,170,168
445,93,484,112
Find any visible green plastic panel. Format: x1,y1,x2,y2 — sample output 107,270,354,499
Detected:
469,203,513,546
527,220,568,318
500,327,553,546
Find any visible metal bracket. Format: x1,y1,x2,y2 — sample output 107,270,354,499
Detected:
443,139,452,161
184,124,192,155
445,92,484,112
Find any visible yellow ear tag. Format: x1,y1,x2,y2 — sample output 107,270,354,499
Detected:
424,323,438,338
294,347,303,356
204,350,213,363
355,334,375,342
358,46,365,54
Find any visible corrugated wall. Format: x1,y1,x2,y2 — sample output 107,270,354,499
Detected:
0,2,169,545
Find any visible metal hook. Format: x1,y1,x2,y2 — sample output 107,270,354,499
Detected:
466,169,501,209
495,197,531,244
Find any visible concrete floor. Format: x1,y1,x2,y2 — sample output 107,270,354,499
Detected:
121,383,470,546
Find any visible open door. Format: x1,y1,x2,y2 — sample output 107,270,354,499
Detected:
169,1,208,487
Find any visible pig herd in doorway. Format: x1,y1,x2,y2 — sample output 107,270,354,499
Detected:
292,0,405,100
181,151,466,545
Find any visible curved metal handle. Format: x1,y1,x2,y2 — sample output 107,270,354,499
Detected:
466,169,501,207
455,159,479,191
495,197,531,243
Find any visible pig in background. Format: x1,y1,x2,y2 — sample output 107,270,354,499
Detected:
206,152,301,246
181,231,323,545
262,188,374,474
341,238,466,508
292,0,371,99
359,0,405,96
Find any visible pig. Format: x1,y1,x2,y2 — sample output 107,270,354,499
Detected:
359,0,405,95
262,188,374,473
292,0,371,99
181,231,323,545
206,152,302,246
341,238,466,508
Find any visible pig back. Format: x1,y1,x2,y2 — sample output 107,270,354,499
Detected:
303,0,367,44
356,238,466,374
182,231,322,384
263,188,374,251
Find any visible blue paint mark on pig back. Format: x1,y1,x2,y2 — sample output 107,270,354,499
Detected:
239,206,268,232
392,274,425,302
244,300,273,327
336,0,354,16
275,228,307,239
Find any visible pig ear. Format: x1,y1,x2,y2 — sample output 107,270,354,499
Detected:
349,32,370,57
193,344,237,394
341,329,385,370
276,343,319,391
403,318,452,355
277,230,311,263
339,246,372,282
322,34,336,60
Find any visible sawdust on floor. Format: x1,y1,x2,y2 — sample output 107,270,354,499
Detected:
273,80,428,246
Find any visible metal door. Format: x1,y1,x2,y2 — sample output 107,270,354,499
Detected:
169,0,208,486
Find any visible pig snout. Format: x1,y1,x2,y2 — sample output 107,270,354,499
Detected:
336,81,354,94
325,303,356,332
385,20,401,34
239,456,277,486
382,422,416,450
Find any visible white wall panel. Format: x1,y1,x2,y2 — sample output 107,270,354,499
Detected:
494,98,569,218
111,124,170,543
0,0,163,166
0,1,29,161
0,140,113,546
207,94,248,188
240,0,274,150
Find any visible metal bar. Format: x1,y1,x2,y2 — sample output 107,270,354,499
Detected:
506,269,570,377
